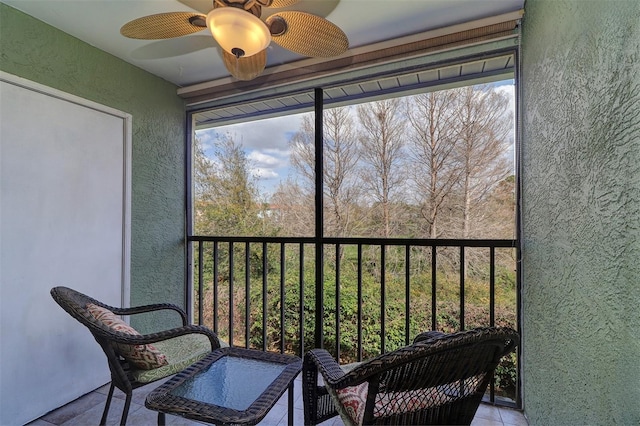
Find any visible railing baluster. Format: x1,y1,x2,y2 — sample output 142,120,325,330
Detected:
490,247,496,327
380,244,386,355
213,242,219,334
280,242,285,354
229,242,234,346
245,242,250,349
405,245,410,345
431,245,437,331
262,241,268,352
459,245,465,331
335,243,341,362
357,244,363,362
315,243,324,349
490,247,496,403
299,243,305,358
198,240,203,326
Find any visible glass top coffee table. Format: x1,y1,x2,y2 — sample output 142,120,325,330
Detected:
145,347,302,425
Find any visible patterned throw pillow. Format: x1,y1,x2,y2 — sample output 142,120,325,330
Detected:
336,382,368,425
86,303,168,370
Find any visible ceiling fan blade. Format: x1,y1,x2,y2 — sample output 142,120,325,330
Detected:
120,12,207,39
263,0,302,8
223,49,267,81
266,12,348,57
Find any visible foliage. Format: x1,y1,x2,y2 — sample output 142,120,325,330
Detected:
494,351,518,395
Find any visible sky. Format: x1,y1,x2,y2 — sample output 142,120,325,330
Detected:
196,112,307,196
195,81,516,199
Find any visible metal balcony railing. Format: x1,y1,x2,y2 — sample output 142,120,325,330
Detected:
188,235,520,407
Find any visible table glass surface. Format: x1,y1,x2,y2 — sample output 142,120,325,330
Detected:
169,355,287,411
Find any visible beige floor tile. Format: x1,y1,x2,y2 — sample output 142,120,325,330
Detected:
40,391,107,425
475,404,504,423
286,408,306,426
59,397,127,426
257,401,288,425
25,419,56,426
472,418,504,426
499,407,528,426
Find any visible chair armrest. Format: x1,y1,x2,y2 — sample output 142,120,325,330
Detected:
305,349,348,384
303,349,345,425
110,324,221,351
110,303,188,326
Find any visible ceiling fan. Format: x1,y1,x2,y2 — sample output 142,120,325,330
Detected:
120,0,349,81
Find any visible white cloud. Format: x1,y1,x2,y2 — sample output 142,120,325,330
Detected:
248,150,283,167
204,113,307,151
195,130,216,152
263,147,292,157
252,167,279,180
492,82,516,117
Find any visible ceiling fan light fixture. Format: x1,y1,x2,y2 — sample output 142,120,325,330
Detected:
206,7,271,58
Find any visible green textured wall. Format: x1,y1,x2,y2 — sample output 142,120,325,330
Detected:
0,4,187,330
521,0,640,424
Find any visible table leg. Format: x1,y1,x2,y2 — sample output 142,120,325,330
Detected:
288,381,294,426
157,412,166,426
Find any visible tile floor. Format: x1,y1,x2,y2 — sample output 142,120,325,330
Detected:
28,377,528,426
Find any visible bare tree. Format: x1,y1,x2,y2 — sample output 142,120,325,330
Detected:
483,175,516,239
289,115,315,194
269,178,315,237
357,98,406,237
289,107,360,237
452,85,513,240
405,90,461,238
323,107,360,237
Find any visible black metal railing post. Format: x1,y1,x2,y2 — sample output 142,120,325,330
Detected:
198,240,204,326
262,241,268,351
213,242,219,333
335,243,341,362
405,245,410,346
228,242,234,346
245,242,250,349
459,245,465,331
431,245,437,330
299,243,305,358
280,243,286,354
380,244,386,354
313,87,324,350
357,244,363,361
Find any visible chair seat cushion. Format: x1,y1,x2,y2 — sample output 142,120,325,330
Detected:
335,381,454,426
86,303,168,370
132,333,220,383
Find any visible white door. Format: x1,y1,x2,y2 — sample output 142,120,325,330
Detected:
0,72,131,425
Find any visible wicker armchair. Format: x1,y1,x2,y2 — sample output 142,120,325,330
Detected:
303,327,518,426
50,286,222,426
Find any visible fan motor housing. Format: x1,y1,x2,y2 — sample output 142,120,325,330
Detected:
215,0,263,17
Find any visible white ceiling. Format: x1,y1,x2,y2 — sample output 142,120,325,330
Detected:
2,0,524,88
